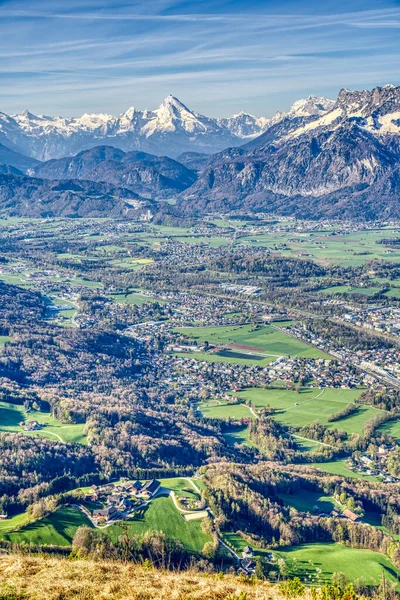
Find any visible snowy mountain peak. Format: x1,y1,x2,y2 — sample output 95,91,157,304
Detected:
2,86,399,162
19,109,38,120
288,95,335,118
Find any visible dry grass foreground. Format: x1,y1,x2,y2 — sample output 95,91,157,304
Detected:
0,552,295,600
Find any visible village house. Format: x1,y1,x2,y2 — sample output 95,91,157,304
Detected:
140,479,161,499
93,506,121,521
242,545,255,559
342,509,360,522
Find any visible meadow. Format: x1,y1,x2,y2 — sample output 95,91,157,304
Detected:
109,291,158,305
275,543,399,586
0,335,10,347
232,387,381,436
277,491,340,514
0,401,87,444
223,534,399,586
238,228,400,269
108,497,211,554
0,507,92,546
175,324,329,360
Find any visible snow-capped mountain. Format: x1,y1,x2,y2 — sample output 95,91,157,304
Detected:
180,84,400,221
0,95,272,161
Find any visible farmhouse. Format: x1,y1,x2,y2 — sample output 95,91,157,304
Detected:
140,479,161,499
242,545,255,558
93,506,121,521
343,509,360,522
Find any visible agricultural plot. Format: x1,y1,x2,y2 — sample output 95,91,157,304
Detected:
309,460,379,481
275,543,399,587
109,292,158,305
158,478,202,501
0,335,10,347
111,257,153,270
278,491,340,514
238,228,400,269
175,324,329,360
108,497,211,555
197,401,254,420
0,401,87,444
233,387,379,436
0,507,92,546
222,425,253,447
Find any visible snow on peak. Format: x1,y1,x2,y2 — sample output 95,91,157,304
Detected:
289,95,335,118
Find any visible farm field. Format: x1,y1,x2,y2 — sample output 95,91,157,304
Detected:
0,507,92,546
0,335,10,347
0,401,87,444
233,387,379,435
109,291,158,305
111,257,153,270
309,460,379,481
275,543,399,587
197,400,254,420
108,497,211,555
158,477,202,500
318,285,381,296
222,425,253,447
278,491,340,514
238,229,400,269
174,324,329,359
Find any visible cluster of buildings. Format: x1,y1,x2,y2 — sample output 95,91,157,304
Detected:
86,479,161,524
286,323,400,389
349,445,399,482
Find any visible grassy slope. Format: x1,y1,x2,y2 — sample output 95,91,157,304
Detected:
0,507,92,546
224,535,399,587
107,497,210,554
231,387,379,435
0,401,87,444
0,554,291,600
276,543,399,587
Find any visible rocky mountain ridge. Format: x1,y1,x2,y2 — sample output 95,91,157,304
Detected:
0,94,333,161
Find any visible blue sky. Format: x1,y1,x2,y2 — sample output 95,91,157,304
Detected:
0,0,399,117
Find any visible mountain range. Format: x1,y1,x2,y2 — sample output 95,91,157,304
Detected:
0,95,272,161
0,85,399,220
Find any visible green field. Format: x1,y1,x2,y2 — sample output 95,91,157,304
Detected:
158,477,202,500
0,335,10,347
0,507,92,546
197,400,254,420
278,491,340,514
319,286,381,296
275,543,399,587
223,535,398,585
109,292,158,305
174,324,329,359
309,460,379,481
238,228,400,269
108,497,211,554
222,425,253,447
0,401,87,444
232,387,379,435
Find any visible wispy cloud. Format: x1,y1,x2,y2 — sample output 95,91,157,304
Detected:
0,0,399,116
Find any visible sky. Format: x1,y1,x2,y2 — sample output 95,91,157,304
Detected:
0,0,400,118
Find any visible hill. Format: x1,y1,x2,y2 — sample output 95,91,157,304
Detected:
0,173,154,218
0,553,375,600
33,146,197,199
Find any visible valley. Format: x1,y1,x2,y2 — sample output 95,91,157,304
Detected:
0,213,399,595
